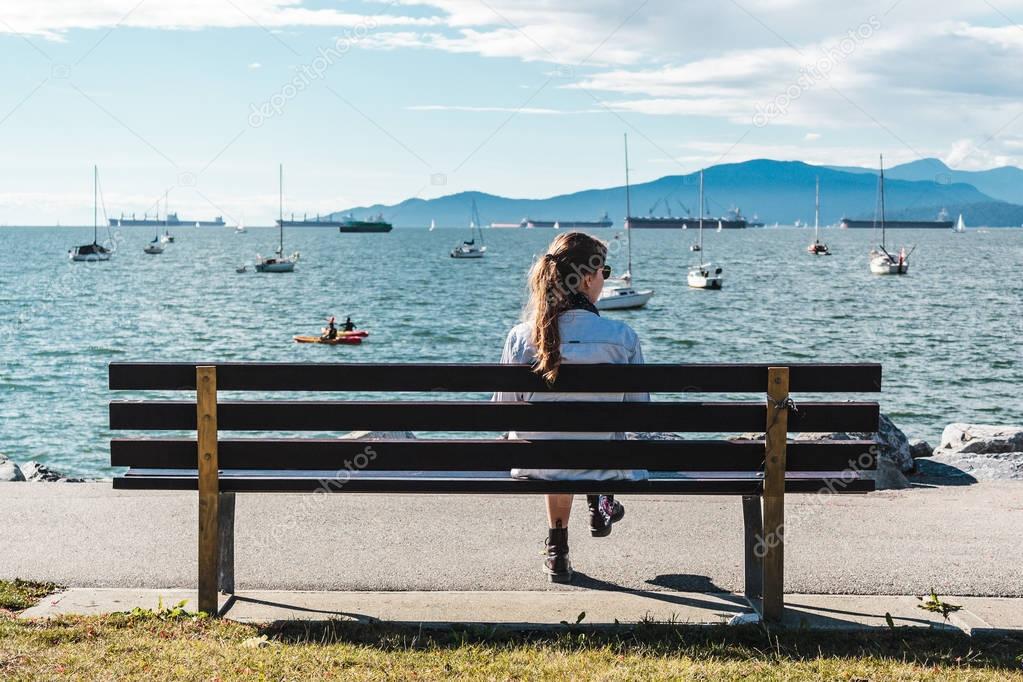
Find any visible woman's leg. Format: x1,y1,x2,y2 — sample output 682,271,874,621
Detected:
543,494,573,582
545,494,573,528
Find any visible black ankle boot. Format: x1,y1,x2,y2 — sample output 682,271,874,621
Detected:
587,494,625,537
544,525,572,583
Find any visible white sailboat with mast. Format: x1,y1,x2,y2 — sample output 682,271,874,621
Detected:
256,164,300,273
807,176,830,255
954,214,966,233
450,200,487,258
143,201,165,255
869,154,912,275
596,133,653,310
69,165,112,262
687,169,723,289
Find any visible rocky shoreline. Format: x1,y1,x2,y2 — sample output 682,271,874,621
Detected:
2,421,1020,488
0,457,86,483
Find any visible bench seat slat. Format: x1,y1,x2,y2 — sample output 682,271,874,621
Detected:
111,438,878,472
109,362,882,393
109,400,880,433
112,471,875,494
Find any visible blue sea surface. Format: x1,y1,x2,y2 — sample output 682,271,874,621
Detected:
0,225,1020,477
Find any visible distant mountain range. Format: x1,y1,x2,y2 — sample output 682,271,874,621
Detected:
331,159,1023,228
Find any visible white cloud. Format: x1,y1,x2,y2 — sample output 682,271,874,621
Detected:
944,136,1023,170
804,132,821,141
247,62,262,69
407,104,585,115
0,1,440,40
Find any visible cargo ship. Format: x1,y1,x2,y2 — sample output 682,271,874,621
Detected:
841,219,954,229
490,212,613,229
110,212,225,227
843,207,952,229
628,207,749,229
842,206,954,228
276,213,393,233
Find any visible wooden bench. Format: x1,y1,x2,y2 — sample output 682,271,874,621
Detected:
109,362,882,620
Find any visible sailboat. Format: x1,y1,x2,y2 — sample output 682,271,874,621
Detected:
256,164,300,273
716,220,723,233
429,219,436,232
954,214,966,233
807,176,831,255
159,193,175,243
687,170,723,289
69,166,112,262
869,155,913,275
597,133,654,311
450,200,487,258
144,204,165,255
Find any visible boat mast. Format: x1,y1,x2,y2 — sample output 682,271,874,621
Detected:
879,154,886,250
698,169,705,253
279,163,284,254
623,133,632,277
814,176,820,241
93,165,98,244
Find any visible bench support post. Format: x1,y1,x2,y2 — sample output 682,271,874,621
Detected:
218,492,235,595
196,366,220,616
741,495,763,601
762,366,789,622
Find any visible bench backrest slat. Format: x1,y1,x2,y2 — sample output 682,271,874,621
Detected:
111,438,877,472
109,362,882,393
109,400,880,433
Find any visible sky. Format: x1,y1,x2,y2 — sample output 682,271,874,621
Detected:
2,0,1023,225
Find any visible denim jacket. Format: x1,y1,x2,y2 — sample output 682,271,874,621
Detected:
493,309,649,481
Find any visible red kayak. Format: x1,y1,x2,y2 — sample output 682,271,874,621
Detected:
294,335,363,345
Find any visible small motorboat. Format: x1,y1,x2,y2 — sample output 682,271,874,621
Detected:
807,241,831,255
596,281,654,310
690,243,701,252
294,334,363,345
236,265,248,273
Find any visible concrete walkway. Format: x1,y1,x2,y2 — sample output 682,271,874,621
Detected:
2,481,1021,596
20,588,1023,635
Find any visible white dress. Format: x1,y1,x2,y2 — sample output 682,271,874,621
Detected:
493,308,649,481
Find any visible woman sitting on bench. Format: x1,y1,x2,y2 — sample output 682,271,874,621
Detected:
494,232,648,583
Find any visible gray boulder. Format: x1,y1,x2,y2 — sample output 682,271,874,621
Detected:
926,450,1023,481
909,439,933,459
21,461,83,483
922,424,1023,481
938,424,1023,455
0,454,25,482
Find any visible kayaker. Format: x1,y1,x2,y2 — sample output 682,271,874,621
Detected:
322,316,338,340
492,232,647,584
343,316,355,332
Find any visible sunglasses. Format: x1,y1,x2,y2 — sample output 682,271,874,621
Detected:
601,264,612,279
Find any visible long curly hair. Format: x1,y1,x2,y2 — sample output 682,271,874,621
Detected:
525,232,607,384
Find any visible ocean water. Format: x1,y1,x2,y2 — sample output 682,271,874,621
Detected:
0,225,1020,477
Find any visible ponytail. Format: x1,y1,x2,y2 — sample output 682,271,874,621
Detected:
526,232,607,384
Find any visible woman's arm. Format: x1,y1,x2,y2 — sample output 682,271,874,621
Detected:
492,329,525,403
